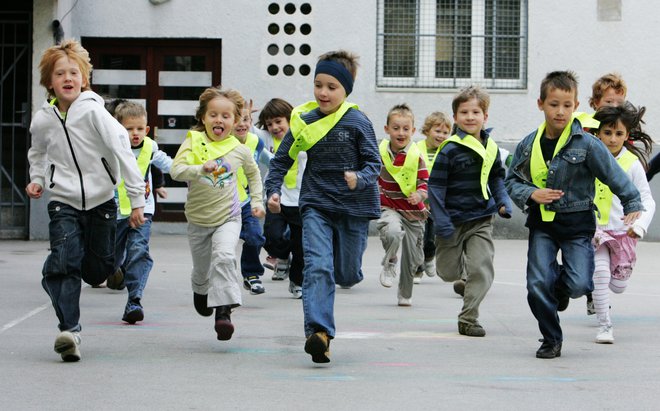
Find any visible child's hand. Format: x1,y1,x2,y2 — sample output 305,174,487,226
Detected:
155,187,168,199
406,191,422,206
252,206,265,219
344,171,357,190
26,183,43,199
202,159,218,173
498,205,511,218
267,193,281,213
530,188,564,204
626,226,641,239
129,207,145,228
622,211,641,226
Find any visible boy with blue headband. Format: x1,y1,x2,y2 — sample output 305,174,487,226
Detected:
265,50,381,363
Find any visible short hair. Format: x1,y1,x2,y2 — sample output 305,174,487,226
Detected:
113,100,148,124
421,111,452,136
317,50,360,80
452,85,490,115
257,98,294,129
192,86,244,132
39,39,93,99
386,103,415,125
589,72,627,110
539,70,579,102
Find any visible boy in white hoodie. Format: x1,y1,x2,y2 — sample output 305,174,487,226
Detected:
26,40,145,362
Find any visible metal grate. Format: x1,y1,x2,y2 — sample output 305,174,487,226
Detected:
377,0,528,89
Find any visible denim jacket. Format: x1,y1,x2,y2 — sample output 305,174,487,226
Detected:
505,119,643,216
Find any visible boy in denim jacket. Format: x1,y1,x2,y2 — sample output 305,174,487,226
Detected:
505,71,643,359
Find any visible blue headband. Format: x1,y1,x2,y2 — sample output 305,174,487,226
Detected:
315,60,354,96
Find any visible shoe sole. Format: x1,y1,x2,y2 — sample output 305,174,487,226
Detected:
215,320,234,341
122,309,144,325
304,333,330,363
271,273,288,281
54,333,80,362
536,351,561,359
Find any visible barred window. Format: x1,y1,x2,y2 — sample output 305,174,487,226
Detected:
377,0,528,89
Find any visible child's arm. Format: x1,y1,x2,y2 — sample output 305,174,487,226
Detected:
151,143,174,174
264,131,295,202
351,121,381,191
488,149,513,218
26,118,48,199
255,137,273,168
170,137,205,182
428,150,455,238
407,156,428,206
647,152,660,181
628,161,656,238
242,149,265,218
505,139,551,211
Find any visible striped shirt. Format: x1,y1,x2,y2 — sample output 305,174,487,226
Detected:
379,141,429,221
265,107,381,219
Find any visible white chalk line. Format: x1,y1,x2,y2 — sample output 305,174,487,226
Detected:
0,303,50,334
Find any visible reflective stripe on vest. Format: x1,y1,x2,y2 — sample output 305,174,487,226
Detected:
594,150,637,225
379,139,421,197
185,130,240,165
439,134,498,200
530,112,599,222
237,132,260,202
118,136,153,215
417,140,441,169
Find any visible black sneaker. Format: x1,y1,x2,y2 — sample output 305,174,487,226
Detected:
106,268,126,290
243,276,265,295
214,305,234,341
122,299,144,324
536,341,562,359
304,331,331,363
193,293,213,317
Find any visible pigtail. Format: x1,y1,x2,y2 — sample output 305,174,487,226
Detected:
625,104,652,169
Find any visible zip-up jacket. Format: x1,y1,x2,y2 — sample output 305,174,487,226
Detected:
28,90,145,211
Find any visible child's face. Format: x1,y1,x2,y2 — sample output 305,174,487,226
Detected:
121,115,150,147
537,87,578,138
597,120,627,156
384,114,415,153
425,123,451,149
234,108,252,140
202,96,238,142
595,88,626,110
453,98,487,137
265,116,290,140
314,73,346,115
48,56,87,112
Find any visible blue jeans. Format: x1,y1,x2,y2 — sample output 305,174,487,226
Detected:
42,200,117,332
526,229,594,344
115,214,153,301
263,208,291,259
240,203,265,279
301,206,369,338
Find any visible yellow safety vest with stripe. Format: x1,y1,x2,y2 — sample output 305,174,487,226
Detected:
272,136,299,189
438,133,499,200
530,112,600,221
594,150,638,225
118,136,153,215
236,132,260,202
185,130,240,165
417,140,441,169
379,139,421,197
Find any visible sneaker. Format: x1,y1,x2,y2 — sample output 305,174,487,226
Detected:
272,258,290,281
304,331,331,363
595,325,614,344
536,341,562,359
458,321,486,337
424,259,436,277
453,279,466,297
193,292,213,317
214,305,234,341
106,268,126,290
263,255,277,270
586,300,596,315
54,331,81,362
243,276,266,295
289,281,303,299
556,292,570,312
379,262,397,288
413,269,423,285
397,291,412,307
122,299,144,324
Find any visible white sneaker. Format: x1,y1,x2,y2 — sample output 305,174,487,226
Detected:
379,262,397,288
397,290,412,306
272,258,290,281
424,260,436,277
413,270,423,284
54,331,81,362
595,325,614,344
288,280,302,299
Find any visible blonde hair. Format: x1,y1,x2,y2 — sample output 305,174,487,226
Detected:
39,39,92,99
192,87,244,132
421,111,452,136
113,101,147,124
589,72,627,110
386,103,414,126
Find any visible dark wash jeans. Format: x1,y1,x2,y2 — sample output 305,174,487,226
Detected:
42,199,117,331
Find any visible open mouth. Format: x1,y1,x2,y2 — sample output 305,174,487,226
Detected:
212,125,225,136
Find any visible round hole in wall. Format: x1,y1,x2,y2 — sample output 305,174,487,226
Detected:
284,3,296,14
299,44,311,55
284,23,296,34
268,23,280,35
283,64,295,76
267,65,279,76
300,23,312,35
268,3,280,14
283,44,295,56
267,44,280,56
300,3,312,14
299,64,311,76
